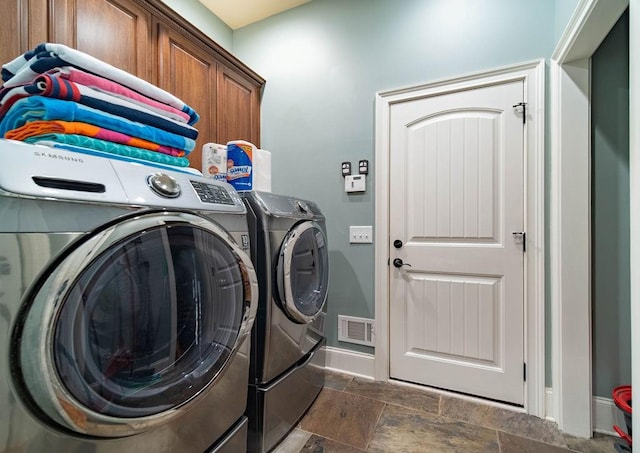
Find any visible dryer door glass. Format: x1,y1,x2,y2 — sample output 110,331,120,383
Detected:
53,224,246,418
278,222,329,323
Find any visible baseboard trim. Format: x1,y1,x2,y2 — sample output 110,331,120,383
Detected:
545,387,555,422
592,395,622,436
325,346,375,379
545,387,622,436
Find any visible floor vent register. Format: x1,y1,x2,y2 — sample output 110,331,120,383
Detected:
338,315,375,346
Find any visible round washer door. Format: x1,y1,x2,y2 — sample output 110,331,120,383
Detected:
276,221,329,323
15,211,257,437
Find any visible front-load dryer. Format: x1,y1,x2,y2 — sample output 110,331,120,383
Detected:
0,139,258,452
242,191,329,453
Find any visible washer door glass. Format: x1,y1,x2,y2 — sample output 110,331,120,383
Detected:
277,222,329,323
53,223,245,418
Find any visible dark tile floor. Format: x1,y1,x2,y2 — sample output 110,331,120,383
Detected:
273,370,621,453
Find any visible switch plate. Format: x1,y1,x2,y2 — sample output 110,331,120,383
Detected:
349,226,373,243
345,174,366,192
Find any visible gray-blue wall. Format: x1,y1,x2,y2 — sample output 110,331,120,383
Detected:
160,0,233,50
232,0,560,353
554,0,580,44
591,11,630,398
169,0,626,399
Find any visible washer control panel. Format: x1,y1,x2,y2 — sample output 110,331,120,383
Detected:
189,180,235,205
246,191,322,219
110,158,244,211
0,140,246,212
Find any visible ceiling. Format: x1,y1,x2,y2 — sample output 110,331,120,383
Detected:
199,0,311,30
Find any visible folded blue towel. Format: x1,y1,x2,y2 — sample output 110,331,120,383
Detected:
0,96,196,152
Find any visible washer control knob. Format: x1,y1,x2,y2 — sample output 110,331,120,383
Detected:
296,200,309,213
147,173,181,198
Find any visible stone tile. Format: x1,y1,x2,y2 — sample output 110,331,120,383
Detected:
273,429,312,453
563,432,621,453
368,403,500,453
300,434,366,453
324,370,354,391
498,431,575,453
344,377,440,415
299,388,384,449
440,395,567,446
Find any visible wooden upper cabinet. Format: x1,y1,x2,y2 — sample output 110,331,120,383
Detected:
157,23,218,170
2,1,23,66
10,0,264,173
217,65,261,147
2,0,49,65
51,0,151,81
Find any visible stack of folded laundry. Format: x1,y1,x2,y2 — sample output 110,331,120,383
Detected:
0,43,200,173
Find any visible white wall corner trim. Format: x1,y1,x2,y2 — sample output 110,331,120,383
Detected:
374,59,545,417
629,0,640,444
325,346,375,379
550,0,628,438
550,57,592,438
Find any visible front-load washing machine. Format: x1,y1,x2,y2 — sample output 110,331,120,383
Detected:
242,191,329,453
0,139,258,452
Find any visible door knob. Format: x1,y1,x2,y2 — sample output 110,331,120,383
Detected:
393,258,411,268
393,239,403,249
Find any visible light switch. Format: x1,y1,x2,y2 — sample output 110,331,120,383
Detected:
349,226,373,243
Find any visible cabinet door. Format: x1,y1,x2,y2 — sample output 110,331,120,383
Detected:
51,0,151,81
2,1,23,66
157,23,218,170
2,0,48,65
217,65,261,148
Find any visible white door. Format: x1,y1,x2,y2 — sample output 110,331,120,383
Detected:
388,80,525,405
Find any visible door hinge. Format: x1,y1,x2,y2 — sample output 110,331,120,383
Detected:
523,363,527,382
512,231,526,252
513,102,527,124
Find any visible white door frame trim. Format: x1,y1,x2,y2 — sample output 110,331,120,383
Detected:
550,0,628,437
374,59,546,417
630,0,640,444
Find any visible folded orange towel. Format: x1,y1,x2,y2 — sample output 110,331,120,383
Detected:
6,120,185,157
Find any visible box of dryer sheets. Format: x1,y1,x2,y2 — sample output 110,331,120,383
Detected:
226,140,256,191
202,143,227,181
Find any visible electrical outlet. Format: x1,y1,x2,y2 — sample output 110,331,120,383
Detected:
349,226,372,243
